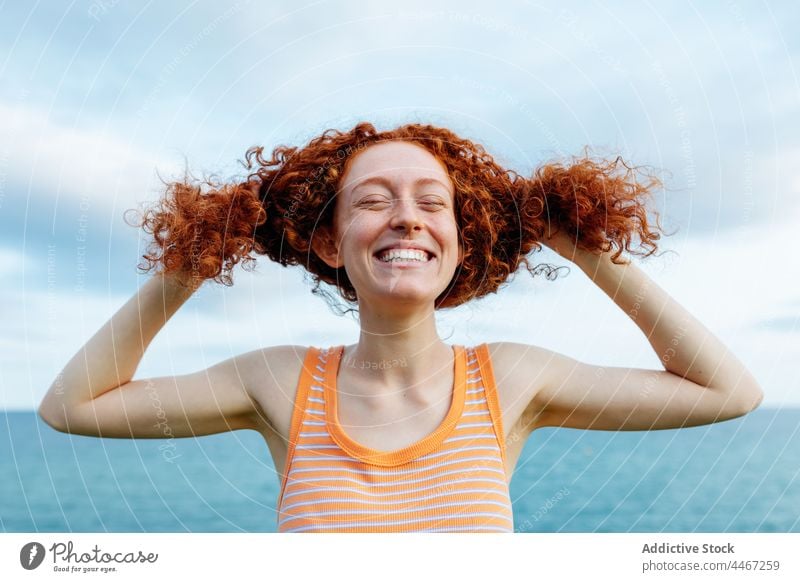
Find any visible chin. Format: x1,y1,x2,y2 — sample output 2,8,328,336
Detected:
371,287,441,307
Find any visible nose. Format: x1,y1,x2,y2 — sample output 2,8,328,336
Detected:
389,198,424,232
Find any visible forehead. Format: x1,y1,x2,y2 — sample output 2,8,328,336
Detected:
339,141,452,194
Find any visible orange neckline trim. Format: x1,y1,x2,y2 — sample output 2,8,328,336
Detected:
324,344,466,467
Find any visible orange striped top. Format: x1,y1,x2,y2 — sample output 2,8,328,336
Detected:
277,344,514,532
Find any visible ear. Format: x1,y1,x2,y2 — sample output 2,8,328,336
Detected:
311,225,344,269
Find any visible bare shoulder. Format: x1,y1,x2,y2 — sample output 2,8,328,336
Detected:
235,345,311,440
484,341,560,433
485,341,558,388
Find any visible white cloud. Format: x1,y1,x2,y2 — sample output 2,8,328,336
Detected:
0,247,27,275
0,101,181,211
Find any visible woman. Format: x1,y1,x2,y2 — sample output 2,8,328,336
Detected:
38,122,764,533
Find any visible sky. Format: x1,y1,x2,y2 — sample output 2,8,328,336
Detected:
1,0,798,409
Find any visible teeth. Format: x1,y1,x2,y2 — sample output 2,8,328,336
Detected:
378,249,430,262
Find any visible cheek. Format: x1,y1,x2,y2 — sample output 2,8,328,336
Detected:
352,215,381,240
337,215,380,262
438,218,461,252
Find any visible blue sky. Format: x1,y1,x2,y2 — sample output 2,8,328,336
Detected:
1,0,798,409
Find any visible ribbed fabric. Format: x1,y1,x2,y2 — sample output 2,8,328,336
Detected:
277,344,514,533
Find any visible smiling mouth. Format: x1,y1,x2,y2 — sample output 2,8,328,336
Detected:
373,249,435,264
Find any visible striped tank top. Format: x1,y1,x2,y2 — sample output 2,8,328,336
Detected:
277,344,514,532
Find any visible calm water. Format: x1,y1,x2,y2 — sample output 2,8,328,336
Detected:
1,409,797,532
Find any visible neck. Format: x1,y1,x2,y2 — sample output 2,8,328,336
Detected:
344,300,453,392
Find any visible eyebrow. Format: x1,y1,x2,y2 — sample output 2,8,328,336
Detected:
350,176,452,193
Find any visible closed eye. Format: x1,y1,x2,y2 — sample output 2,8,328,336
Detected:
357,198,446,209
357,198,390,207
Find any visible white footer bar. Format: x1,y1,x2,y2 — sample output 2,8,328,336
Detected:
2,533,797,581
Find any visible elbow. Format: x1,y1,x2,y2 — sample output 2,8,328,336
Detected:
745,385,765,413
37,399,69,433
726,384,765,420
741,382,765,413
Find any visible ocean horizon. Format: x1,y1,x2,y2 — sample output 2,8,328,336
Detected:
1,408,797,533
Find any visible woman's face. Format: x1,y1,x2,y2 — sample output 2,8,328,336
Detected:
315,140,462,309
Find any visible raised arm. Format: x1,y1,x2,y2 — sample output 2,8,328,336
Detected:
37,272,265,438
507,230,763,432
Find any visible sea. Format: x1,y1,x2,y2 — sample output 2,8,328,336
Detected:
1,408,798,533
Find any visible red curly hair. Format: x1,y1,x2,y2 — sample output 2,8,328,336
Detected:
125,122,665,313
